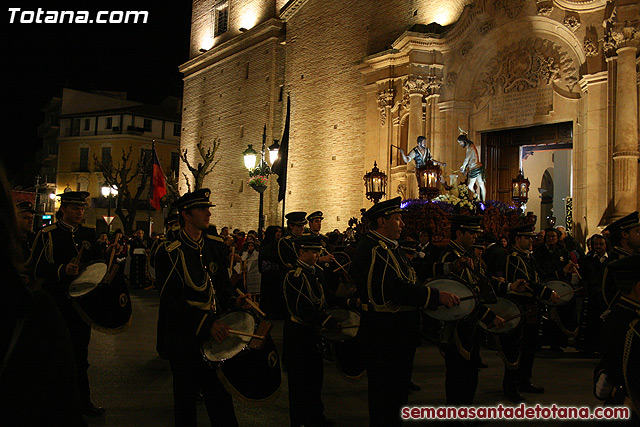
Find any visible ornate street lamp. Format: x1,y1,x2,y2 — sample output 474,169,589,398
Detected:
363,161,388,204
242,125,272,238
268,139,280,165
512,169,530,212
416,160,442,200
101,184,118,232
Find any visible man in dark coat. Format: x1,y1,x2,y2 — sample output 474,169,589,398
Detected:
351,197,459,426
28,191,104,416
594,254,640,425
155,188,251,426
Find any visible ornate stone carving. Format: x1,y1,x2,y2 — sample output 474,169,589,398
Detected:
460,41,473,57
536,1,554,16
402,75,443,107
377,89,394,126
495,0,525,19
446,72,458,87
603,7,640,54
563,15,581,32
473,38,578,101
583,36,599,57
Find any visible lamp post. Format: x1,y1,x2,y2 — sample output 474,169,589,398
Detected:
243,125,274,239
363,161,388,204
415,160,442,200
101,184,118,232
511,169,530,212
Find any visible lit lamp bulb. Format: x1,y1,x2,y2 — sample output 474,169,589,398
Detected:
101,186,110,197
243,144,257,170
268,139,280,164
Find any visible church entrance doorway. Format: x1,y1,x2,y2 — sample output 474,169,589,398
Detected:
481,121,573,230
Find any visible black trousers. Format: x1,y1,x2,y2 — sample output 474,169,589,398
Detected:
59,300,92,406
169,358,237,427
443,340,479,405
365,347,415,427
503,322,538,392
282,320,325,427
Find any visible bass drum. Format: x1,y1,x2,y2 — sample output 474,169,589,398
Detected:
68,261,107,297
421,313,455,345
72,264,132,334
538,280,574,306
423,277,477,322
323,308,365,380
478,297,522,335
217,334,281,403
202,311,256,363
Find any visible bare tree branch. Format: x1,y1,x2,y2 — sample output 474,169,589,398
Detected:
180,137,222,190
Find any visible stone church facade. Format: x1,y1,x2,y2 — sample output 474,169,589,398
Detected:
180,0,639,241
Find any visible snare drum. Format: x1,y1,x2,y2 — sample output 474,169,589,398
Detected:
322,308,360,342
538,280,574,306
478,297,522,335
68,261,108,297
201,311,257,362
422,277,477,322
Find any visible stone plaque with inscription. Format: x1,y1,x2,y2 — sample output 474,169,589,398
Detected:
490,87,553,123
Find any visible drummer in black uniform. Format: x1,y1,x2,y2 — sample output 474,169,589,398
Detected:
602,212,640,309
16,201,36,263
307,210,335,263
28,191,104,416
283,234,356,427
431,215,508,405
155,189,251,426
502,224,560,403
351,197,459,427
594,254,640,425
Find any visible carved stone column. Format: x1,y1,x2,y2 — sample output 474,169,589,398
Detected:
609,12,640,214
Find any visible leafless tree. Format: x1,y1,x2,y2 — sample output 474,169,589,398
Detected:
180,137,221,191
94,147,150,235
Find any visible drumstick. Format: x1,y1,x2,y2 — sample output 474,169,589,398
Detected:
332,260,352,273
486,309,534,329
557,287,583,299
322,248,349,276
227,329,265,339
572,265,582,280
235,289,267,318
459,295,475,302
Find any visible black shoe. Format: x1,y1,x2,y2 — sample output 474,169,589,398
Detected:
520,383,545,393
504,391,526,403
82,402,105,416
408,381,421,391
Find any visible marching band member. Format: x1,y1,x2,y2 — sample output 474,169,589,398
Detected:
351,197,459,427
27,191,104,416
594,254,640,425
432,215,507,405
502,224,560,403
282,234,355,427
155,189,251,426
602,212,640,308
15,200,36,263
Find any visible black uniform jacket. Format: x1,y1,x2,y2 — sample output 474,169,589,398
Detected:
533,244,571,281
28,221,98,303
351,231,439,357
504,246,554,302
155,230,235,360
595,296,640,406
283,260,338,328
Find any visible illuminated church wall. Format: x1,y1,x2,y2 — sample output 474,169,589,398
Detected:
181,0,639,237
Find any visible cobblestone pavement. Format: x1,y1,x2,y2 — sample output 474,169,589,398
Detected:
85,289,604,426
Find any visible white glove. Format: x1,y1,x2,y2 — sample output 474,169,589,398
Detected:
418,251,425,259
595,373,613,400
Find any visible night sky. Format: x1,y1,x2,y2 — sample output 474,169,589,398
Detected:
4,1,192,185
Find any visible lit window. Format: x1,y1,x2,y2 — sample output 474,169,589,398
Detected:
213,1,229,37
